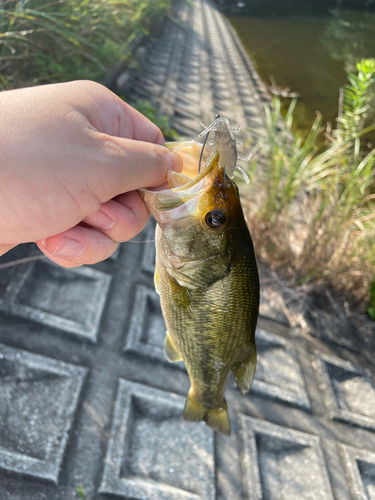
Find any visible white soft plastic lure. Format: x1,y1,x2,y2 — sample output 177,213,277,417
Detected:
199,115,252,182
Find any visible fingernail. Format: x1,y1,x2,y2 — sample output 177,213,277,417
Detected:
51,238,84,258
164,151,182,172
83,210,115,230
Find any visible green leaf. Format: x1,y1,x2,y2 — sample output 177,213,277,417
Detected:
76,485,86,500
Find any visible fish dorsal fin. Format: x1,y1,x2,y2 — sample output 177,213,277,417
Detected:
233,345,257,396
167,171,191,188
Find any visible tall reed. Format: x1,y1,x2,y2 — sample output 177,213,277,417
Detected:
246,59,375,308
0,0,171,89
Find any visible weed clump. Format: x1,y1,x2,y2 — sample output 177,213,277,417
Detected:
0,0,172,90
245,59,375,314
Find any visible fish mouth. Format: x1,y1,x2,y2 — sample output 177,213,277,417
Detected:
138,141,219,213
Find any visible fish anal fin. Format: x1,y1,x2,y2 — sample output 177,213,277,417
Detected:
183,389,231,436
164,331,182,363
154,266,160,295
233,346,257,396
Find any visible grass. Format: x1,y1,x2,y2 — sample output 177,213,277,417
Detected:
76,485,86,500
0,0,172,90
245,59,375,314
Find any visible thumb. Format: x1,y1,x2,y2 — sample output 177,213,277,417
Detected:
91,135,183,201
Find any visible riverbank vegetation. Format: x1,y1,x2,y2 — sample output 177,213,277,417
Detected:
0,0,171,90
245,59,375,316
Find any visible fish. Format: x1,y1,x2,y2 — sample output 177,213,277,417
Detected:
139,139,259,435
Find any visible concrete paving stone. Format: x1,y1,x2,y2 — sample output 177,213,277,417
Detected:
125,285,310,410
0,260,111,342
178,65,199,80
175,97,201,115
240,415,334,500
340,444,375,499
0,344,87,484
142,72,165,86
2,0,373,498
249,328,311,410
135,78,162,96
314,352,375,431
211,85,231,100
180,60,200,72
100,379,215,500
176,81,201,98
259,288,289,325
107,244,122,262
243,104,263,118
213,101,234,115
0,245,34,296
127,86,154,103
141,222,157,274
175,101,202,118
307,309,360,351
124,285,165,360
123,283,185,370
171,114,202,136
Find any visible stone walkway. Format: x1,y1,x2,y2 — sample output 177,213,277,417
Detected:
1,1,375,499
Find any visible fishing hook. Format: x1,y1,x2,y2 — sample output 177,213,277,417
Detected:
198,130,210,173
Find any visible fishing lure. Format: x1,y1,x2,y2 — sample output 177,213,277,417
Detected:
199,115,252,182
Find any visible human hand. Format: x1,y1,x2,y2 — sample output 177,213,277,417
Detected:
0,80,182,267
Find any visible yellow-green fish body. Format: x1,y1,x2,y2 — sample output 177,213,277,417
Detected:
140,142,259,435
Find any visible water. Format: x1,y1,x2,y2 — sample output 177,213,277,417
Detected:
227,9,375,131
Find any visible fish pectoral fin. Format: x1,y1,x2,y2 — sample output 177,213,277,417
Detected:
233,345,257,396
183,389,231,436
154,266,160,295
164,332,183,363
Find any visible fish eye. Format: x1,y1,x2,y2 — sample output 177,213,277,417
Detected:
205,210,226,229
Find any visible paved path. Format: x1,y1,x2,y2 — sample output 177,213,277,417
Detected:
2,1,375,499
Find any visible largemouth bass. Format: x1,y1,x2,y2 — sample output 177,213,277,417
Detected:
139,140,259,435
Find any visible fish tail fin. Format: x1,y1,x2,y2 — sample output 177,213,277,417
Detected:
183,389,231,436
205,400,231,436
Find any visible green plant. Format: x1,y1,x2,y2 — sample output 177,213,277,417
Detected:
246,58,375,309
76,485,86,500
335,59,375,145
0,0,172,90
368,280,375,319
249,97,345,223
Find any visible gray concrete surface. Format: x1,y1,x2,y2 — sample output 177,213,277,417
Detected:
1,1,375,499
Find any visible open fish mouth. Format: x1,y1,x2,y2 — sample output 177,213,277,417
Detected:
138,141,219,214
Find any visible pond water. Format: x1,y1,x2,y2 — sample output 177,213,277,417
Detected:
227,8,375,131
